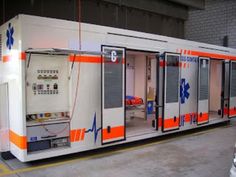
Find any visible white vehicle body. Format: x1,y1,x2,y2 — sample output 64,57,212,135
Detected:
0,14,236,162
230,143,236,177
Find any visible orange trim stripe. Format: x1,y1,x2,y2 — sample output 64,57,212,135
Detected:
70,130,76,142
159,60,165,67
20,52,26,60
229,107,236,116
159,113,199,128
9,130,27,150
70,129,81,142
80,128,85,141
2,52,27,62
185,114,191,122
102,126,124,141
68,55,125,64
197,113,209,122
224,107,229,115
158,117,162,127
188,50,236,60
69,55,101,63
3,55,10,63
163,117,179,129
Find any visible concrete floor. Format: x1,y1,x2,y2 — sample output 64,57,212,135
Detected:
1,119,236,177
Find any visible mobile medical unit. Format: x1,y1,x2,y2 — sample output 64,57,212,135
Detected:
0,14,236,162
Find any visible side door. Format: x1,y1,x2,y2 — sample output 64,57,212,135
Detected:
221,60,230,117
162,52,181,132
197,57,210,125
229,61,236,118
101,46,126,144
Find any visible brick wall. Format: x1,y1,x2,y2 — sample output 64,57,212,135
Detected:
185,0,236,48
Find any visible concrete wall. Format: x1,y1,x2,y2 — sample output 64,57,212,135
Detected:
0,0,185,38
185,0,236,48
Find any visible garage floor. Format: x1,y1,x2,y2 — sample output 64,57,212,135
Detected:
0,119,236,177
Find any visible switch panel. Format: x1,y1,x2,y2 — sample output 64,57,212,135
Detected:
26,54,69,114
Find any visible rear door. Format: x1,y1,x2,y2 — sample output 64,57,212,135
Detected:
101,46,126,144
162,53,180,132
197,57,210,125
229,61,236,118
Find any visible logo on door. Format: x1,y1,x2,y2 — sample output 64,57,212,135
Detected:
180,78,190,104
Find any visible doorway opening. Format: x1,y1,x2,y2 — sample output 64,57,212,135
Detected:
125,50,158,137
209,59,224,119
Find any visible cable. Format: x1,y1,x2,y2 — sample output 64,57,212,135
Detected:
78,0,82,50
40,0,82,135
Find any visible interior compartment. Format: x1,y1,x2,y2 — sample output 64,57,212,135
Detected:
125,50,157,136
209,59,223,119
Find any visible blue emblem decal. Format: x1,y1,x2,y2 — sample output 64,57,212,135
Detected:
6,23,14,50
180,78,190,104
85,113,101,143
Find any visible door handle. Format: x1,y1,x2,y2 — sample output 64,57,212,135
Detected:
155,105,163,108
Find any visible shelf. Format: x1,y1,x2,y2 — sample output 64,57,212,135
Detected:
26,117,70,127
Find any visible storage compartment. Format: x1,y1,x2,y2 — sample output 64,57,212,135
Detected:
27,122,70,152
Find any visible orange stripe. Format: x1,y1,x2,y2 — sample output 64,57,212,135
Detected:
159,113,197,128
2,52,26,62
68,55,126,64
70,130,76,142
190,50,236,60
158,117,162,127
69,55,101,63
198,113,209,122
9,130,27,150
70,129,80,142
179,61,182,68
3,55,10,63
163,117,179,129
229,107,236,116
20,52,26,60
159,60,165,67
102,126,124,141
224,107,229,115
80,128,85,141
185,113,191,122
76,129,81,141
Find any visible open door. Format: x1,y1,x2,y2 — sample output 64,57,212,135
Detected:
229,61,236,118
0,83,10,152
162,52,180,132
222,60,230,117
101,46,126,144
155,53,160,130
197,57,210,125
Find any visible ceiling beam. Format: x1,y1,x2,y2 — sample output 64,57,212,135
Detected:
167,0,205,9
102,0,188,20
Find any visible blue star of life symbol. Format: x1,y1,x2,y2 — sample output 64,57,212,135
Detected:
180,78,190,104
148,102,152,108
6,23,14,50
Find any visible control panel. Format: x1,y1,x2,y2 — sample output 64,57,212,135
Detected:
32,69,59,95
26,54,69,115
